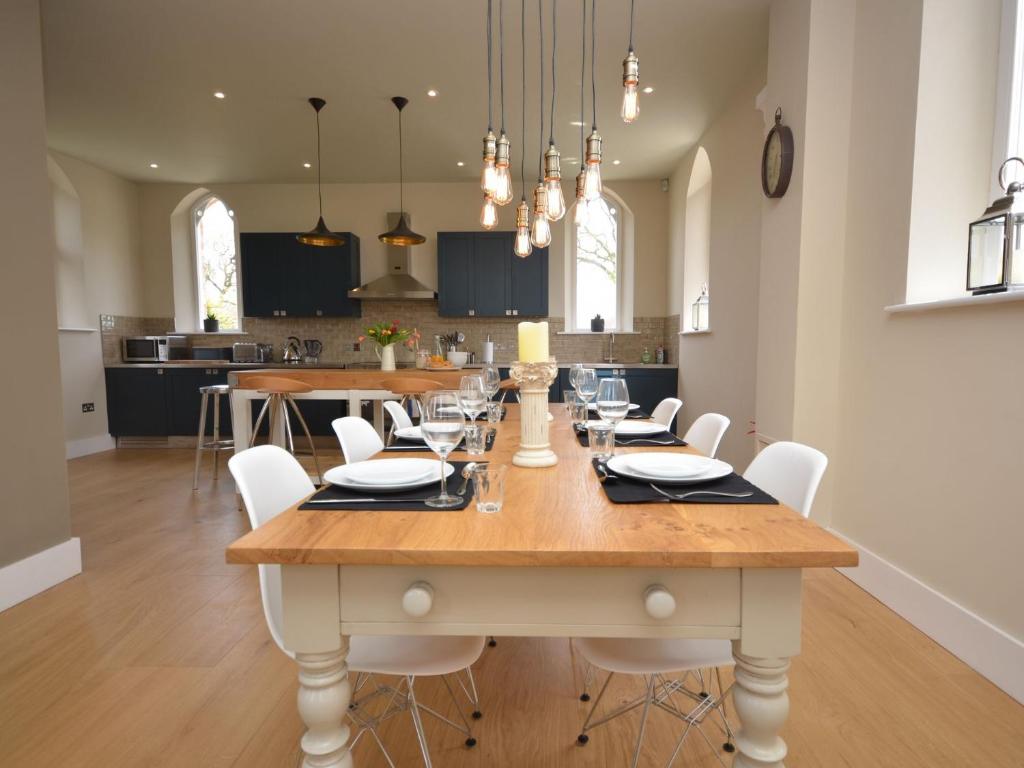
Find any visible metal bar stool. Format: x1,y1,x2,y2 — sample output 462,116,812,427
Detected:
378,377,445,445
246,376,323,485
192,384,234,489
498,378,521,405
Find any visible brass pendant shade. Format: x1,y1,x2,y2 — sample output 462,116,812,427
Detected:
297,97,345,247
379,96,426,246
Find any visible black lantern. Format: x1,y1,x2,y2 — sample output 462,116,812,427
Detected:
967,157,1024,294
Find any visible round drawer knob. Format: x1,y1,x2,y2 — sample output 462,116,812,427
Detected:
402,582,434,618
644,585,676,620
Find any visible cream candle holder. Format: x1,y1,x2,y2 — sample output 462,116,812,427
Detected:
509,359,559,468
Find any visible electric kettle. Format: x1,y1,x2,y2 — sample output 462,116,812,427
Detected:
283,336,302,364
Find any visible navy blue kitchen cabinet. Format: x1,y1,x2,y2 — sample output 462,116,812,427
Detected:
166,368,231,436
240,232,361,318
437,232,548,318
105,368,169,436
249,398,346,438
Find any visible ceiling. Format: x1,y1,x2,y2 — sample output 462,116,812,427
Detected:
40,0,768,185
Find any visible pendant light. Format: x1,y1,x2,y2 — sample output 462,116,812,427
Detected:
494,0,514,206
530,0,551,248
379,97,426,246
621,0,640,123
544,0,566,221
297,98,345,246
480,0,499,228
513,0,533,258
573,0,589,228
583,0,603,202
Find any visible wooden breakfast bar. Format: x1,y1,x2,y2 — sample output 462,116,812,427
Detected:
227,405,857,768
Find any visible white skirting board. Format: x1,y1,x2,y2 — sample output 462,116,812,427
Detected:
0,538,82,613
66,434,115,459
830,529,1023,704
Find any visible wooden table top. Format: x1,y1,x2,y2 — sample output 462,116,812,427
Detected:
226,407,858,569
232,368,470,390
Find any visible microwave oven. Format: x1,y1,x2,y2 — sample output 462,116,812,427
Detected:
122,335,187,362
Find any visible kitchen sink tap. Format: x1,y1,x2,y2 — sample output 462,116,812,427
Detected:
604,332,617,363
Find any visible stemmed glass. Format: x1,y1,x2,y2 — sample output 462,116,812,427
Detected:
596,378,631,448
458,375,487,422
421,390,466,508
568,362,585,391
575,368,598,417
480,364,501,403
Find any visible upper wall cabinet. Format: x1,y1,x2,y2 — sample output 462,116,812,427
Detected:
240,232,361,318
437,231,548,318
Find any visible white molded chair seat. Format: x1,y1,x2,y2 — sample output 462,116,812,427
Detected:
332,416,385,464
650,397,683,429
350,635,485,676
574,637,732,676
743,440,827,518
383,399,414,430
683,412,731,458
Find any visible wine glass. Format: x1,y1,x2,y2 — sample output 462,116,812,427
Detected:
421,390,466,508
480,363,501,402
568,362,585,390
575,368,598,418
596,378,630,438
458,375,486,422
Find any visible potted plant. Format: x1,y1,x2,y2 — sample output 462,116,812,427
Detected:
203,307,219,333
358,321,420,371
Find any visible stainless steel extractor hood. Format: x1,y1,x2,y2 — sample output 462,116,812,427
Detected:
347,212,436,300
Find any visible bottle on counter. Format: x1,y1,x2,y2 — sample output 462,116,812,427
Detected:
416,349,429,369
655,345,665,364
641,346,652,364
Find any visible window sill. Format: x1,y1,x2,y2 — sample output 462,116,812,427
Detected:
680,329,711,335
557,330,640,336
884,290,1024,314
58,327,98,333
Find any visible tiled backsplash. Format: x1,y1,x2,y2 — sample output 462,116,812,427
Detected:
100,303,675,366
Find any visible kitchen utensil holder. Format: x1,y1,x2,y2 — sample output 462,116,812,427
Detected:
509,359,558,468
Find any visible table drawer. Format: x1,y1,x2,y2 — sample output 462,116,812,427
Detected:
338,566,741,638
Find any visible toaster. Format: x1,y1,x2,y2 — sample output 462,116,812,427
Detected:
232,342,258,363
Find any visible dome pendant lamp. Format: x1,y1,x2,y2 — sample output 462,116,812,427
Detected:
379,97,426,246
297,97,345,246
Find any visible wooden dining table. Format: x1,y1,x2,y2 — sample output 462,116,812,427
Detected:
226,404,857,768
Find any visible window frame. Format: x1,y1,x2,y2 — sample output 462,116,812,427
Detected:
190,194,243,332
992,0,1024,196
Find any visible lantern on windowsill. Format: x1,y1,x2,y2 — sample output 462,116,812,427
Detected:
691,283,709,331
967,157,1024,295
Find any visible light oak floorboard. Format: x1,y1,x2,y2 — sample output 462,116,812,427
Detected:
0,448,1020,767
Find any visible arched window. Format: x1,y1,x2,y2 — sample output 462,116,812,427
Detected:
193,195,239,330
568,188,633,331
683,147,712,331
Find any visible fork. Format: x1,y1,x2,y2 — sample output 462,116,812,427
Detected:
617,438,677,445
648,484,754,502
306,497,432,504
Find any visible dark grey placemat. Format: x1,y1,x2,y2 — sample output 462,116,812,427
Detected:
591,458,777,505
301,461,474,510
384,429,497,453
574,426,687,448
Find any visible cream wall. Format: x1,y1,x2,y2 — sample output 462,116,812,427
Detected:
137,179,668,329
669,77,766,469
49,151,143,453
0,0,73,567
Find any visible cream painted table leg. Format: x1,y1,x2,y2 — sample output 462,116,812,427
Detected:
282,565,352,768
730,569,802,768
372,398,385,438
229,389,252,454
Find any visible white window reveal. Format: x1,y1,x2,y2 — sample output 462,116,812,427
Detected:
193,196,240,330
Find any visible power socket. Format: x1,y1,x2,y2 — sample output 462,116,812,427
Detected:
82,402,95,413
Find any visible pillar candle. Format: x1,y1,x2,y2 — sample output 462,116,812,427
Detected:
517,321,549,363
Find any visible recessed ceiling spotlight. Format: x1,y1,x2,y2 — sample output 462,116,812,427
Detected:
303,162,312,168
570,120,584,127
213,91,226,99
642,86,654,94
456,161,465,167
149,163,159,168
612,159,621,165
427,89,438,97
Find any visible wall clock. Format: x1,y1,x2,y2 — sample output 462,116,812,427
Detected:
761,107,794,198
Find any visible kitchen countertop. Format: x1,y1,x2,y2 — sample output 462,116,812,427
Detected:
105,361,678,370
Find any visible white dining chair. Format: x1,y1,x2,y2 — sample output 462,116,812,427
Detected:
228,445,485,766
743,440,827,518
383,399,414,445
332,416,385,464
574,440,830,766
650,397,683,430
683,413,731,458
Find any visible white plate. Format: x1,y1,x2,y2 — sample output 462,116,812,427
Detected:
588,402,640,411
584,420,666,436
324,458,454,492
394,426,425,442
606,453,733,485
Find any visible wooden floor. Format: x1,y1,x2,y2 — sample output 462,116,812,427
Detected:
1,449,1022,767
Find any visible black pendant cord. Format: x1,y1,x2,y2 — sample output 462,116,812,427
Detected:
590,0,597,130
520,0,527,200
487,0,493,131
537,0,544,182
628,0,635,52
315,107,324,217
398,107,404,214
579,0,586,168
549,0,556,146
499,0,506,134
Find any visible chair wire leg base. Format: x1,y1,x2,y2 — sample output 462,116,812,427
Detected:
286,394,323,485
